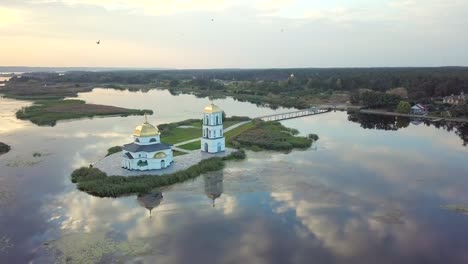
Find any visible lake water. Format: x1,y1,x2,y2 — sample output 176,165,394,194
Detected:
1,89,468,263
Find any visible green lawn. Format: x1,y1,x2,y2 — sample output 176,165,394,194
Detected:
173,150,189,156
158,118,247,145
178,140,201,151
161,127,201,144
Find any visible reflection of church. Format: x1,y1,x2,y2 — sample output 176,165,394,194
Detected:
204,172,224,207
137,192,163,217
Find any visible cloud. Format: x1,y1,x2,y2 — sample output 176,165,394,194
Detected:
0,7,22,27
1,0,467,67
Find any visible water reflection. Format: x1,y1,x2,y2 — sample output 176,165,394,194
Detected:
348,112,410,130
1,90,468,263
348,112,468,146
204,172,224,208
137,192,163,217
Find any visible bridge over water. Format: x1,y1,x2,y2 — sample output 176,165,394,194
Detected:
256,107,331,122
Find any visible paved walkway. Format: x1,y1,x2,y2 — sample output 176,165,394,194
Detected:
94,148,236,177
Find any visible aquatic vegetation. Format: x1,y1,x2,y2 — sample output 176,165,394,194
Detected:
71,150,246,197
44,232,151,264
172,149,188,156
6,157,43,167
0,235,12,253
372,210,404,224
441,205,468,214
308,133,319,141
0,142,10,155
106,146,122,157
229,120,313,151
16,99,152,126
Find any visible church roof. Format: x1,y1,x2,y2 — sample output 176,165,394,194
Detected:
204,103,223,113
123,142,172,153
133,121,160,137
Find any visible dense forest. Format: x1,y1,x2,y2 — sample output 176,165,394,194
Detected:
7,67,468,109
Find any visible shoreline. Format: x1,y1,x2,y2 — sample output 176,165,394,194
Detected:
358,109,468,123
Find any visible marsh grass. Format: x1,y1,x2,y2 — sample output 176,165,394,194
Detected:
106,146,122,157
71,150,245,197
16,99,152,126
229,120,313,151
0,143,10,155
442,205,468,214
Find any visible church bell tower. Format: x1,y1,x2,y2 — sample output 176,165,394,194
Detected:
201,103,225,153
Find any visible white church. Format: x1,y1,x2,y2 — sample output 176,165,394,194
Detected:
121,116,174,171
121,103,225,171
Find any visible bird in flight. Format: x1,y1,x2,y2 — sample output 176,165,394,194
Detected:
96,40,100,44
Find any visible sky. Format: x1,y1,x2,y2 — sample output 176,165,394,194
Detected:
0,0,467,68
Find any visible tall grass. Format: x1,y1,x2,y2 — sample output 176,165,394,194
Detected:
71,150,245,197
229,120,313,151
16,99,152,126
0,142,11,155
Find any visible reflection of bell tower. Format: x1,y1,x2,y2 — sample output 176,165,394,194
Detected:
137,192,163,217
204,172,224,207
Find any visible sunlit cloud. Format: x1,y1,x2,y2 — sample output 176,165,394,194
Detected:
0,7,22,27
1,0,467,67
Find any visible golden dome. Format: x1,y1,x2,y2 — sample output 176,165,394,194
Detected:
133,121,160,137
204,103,223,113
153,152,167,158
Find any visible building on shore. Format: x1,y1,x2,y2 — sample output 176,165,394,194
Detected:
201,103,225,153
443,92,466,105
121,117,173,171
410,104,428,115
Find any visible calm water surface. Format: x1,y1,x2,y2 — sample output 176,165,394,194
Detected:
1,89,468,264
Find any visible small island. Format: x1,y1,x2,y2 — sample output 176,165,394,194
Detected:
0,143,11,155
71,103,318,197
16,99,152,126
1,80,152,126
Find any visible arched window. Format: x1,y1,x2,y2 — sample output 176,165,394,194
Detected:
149,138,156,143
135,138,140,143
216,115,219,125
161,160,166,168
205,128,209,138
220,129,223,137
